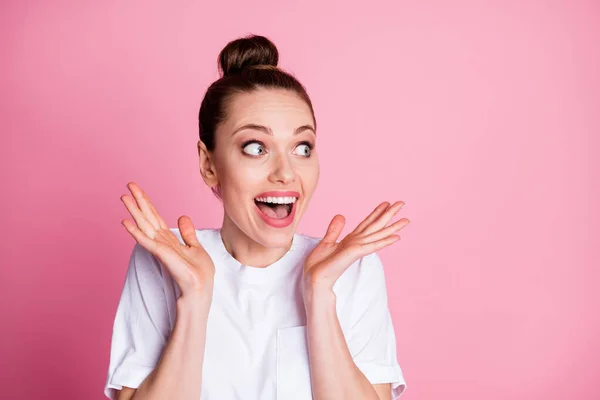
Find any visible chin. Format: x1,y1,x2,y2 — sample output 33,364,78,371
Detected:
255,226,295,248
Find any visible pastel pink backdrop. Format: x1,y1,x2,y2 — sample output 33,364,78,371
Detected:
1,1,598,399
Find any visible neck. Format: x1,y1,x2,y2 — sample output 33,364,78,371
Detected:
220,214,293,268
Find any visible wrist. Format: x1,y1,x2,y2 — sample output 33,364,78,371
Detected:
303,281,336,307
177,289,213,313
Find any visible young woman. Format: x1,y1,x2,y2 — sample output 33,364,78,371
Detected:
104,34,410,400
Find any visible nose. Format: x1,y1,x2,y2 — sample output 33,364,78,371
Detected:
269,152,297,185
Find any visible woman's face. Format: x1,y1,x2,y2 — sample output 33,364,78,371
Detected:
200,88,320,248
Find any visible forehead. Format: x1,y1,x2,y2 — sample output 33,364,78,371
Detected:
221,88,314,134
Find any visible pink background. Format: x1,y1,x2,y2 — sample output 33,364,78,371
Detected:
1,1,599,399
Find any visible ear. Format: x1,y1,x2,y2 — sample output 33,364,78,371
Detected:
197,140,219,188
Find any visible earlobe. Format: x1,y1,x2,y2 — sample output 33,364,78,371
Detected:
197,141,219,188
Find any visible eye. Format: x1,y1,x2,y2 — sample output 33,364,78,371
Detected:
294,142,313,157
242,141,266,156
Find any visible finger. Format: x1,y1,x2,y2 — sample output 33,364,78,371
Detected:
362,201,405,236
333,233,401,268
123,218,196,284
127,182,167,230
138,185,170,230
353,202,390,234
177,215,202,248
362,218,410,243
121,218,157,254
123,218,195,283
356,234,401,258
321,214,345,244
121,194,157,238
142,237,195,288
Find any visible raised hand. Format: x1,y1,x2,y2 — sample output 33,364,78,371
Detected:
303,201,409,292
120,182,215,297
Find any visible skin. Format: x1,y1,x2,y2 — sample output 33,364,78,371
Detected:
302,200,409,400
118,87,410,399
197,88,320,268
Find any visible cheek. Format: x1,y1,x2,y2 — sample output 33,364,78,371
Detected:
219,164,268,222
221,160,268,193
297,160,320,188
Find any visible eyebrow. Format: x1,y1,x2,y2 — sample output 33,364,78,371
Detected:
231,124,316,137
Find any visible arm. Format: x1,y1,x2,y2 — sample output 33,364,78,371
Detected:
118,291,212,400
304,287,381,400
109,182,217,400
301,201,409,400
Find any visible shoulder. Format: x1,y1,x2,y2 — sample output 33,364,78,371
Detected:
338,251,387,294
293,231,322,253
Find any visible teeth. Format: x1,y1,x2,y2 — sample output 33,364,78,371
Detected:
255,196,297,204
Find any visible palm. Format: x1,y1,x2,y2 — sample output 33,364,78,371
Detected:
304,201,410,289
305,241,337,268
304,239,346,283
120,182,215,295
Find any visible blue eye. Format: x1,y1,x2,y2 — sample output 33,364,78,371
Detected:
294,142,313,157
242,141,266,156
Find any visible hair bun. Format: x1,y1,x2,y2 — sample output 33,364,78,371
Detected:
218,34,279,77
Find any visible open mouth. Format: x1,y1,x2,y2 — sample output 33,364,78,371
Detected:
254,196,297,220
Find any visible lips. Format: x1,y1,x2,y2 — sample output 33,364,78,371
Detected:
254,190,300,199
253,191,300,228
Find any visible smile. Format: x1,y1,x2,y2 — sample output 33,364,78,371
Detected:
253,191,300,228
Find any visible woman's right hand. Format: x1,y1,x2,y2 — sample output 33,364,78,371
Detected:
120,181,215,297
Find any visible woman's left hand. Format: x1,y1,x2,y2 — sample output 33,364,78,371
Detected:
303,201,410,295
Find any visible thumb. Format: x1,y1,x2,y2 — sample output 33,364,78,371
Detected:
322,214,345,244
178,215,202,247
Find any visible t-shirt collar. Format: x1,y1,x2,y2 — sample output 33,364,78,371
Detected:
212,228,305,282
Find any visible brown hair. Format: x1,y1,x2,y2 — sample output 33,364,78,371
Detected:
198,34,317,199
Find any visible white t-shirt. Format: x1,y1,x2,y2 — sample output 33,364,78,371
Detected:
104,228,407,399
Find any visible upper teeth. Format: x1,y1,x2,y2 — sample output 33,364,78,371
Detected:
255,196,297,204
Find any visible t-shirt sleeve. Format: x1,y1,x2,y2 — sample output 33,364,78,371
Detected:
104,243,172,400
347,252,407,399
